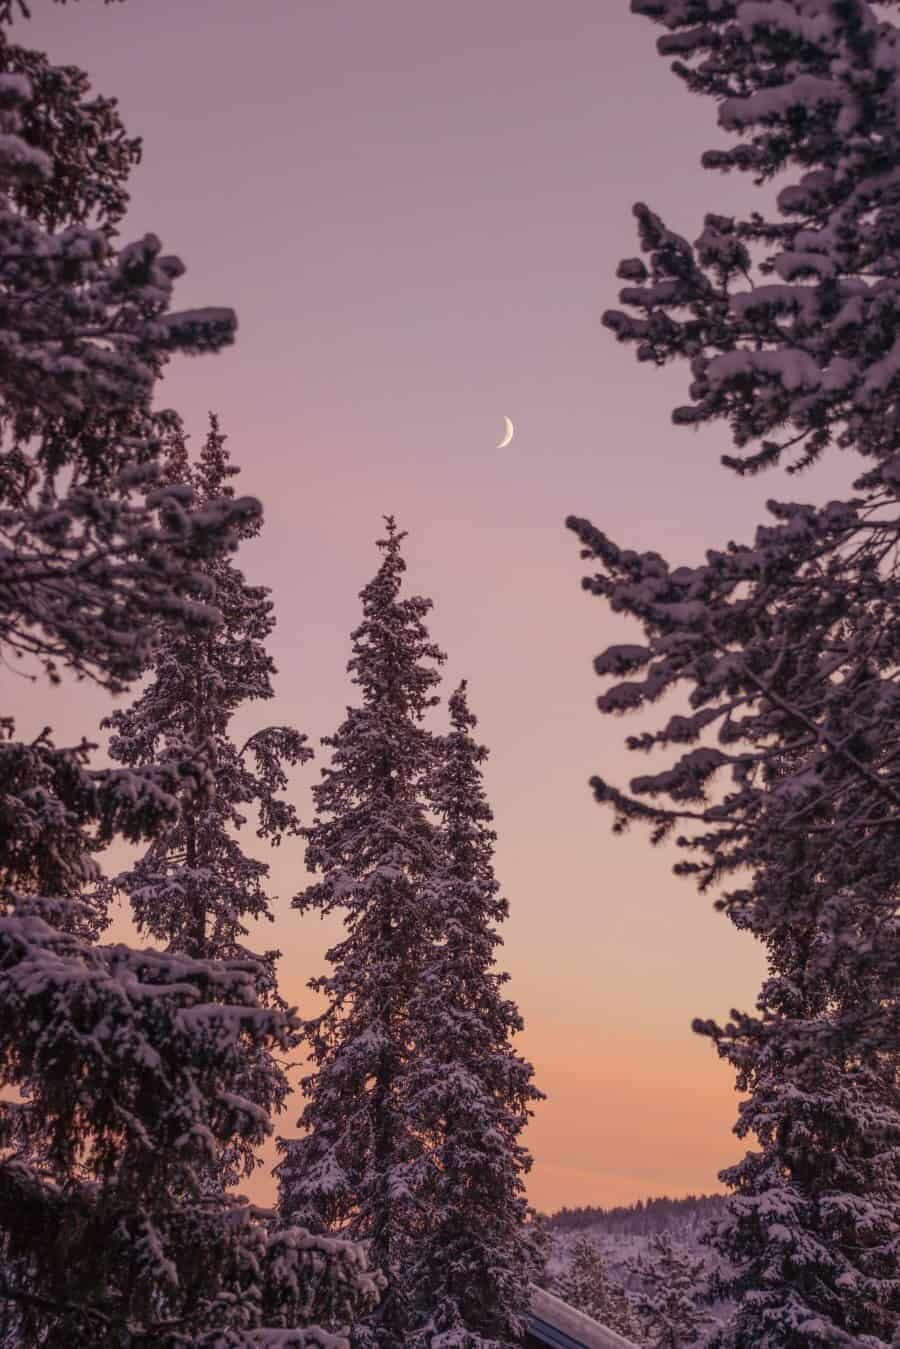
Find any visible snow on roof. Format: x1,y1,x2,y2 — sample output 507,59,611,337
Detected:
527,1286,640,1349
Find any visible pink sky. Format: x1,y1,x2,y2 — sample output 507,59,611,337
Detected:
14,1,857,1213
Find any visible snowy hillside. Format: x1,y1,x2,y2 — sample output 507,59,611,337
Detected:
542,1197,732,1345
546,1194,727,1273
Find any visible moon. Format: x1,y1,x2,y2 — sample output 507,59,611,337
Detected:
496,415,515,449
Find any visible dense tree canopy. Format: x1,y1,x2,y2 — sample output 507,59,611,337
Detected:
0,14,378,1345
570,2,900,1344
277,521,447,1347
103,416,311,1189
279,530,542,1349
555,1236,638,1342
405,682,544,1349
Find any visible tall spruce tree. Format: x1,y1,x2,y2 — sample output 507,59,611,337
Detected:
555,1235,638,1341
628,1233,711,1349
568,1,900,1344
102,414,312,1187
277,519,447,1347
0,13,379,1343
695,851,899,1347
405,682,544,1349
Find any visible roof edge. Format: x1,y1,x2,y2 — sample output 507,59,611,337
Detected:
528,1285,640,1349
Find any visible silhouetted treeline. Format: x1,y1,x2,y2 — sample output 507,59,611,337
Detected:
545,1195,727,1239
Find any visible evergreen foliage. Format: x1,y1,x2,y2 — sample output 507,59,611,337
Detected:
555,1235,639,1342
0,21,140,233
405,682,544,1349
278,527,541,1349
547,1194,726,1239
102,414,312,1188
698,886,900,1348
277,519,447,1346
0,13,378,1344
628,1233,710,1349
568,1,900,1344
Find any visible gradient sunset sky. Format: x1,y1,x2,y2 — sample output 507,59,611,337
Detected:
13,0,859,1213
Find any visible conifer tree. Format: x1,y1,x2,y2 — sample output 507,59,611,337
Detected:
277,519,446,1347
102,414,312,1186
405,682,544,1349
555,1235,638,1342
0,14,378,1343
628,1234,710,1349
567,2,900,1344
695,869,900,1348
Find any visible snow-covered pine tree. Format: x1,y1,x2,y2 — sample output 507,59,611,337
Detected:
0,21,140,235
404,681,544,1349
555,1234,639,1342
102,415,311,1186
0,20,244,690
693,848,900,1348
628,1234,710,1349
276,519,446,1348
566,2,900,1344
0,16,378,1344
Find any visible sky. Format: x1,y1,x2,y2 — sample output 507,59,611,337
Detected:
12,0,858,1214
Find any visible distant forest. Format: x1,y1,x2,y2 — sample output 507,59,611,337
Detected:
545,1195,728,1238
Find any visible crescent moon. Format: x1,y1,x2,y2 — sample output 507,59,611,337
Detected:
496,415,515,449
